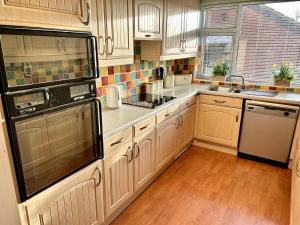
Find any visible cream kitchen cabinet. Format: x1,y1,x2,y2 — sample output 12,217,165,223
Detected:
133,129,156,192
134,0,163,40
161,0,199,59
0,0,95,32
196,103,242,148
19,161,105,225
103,141,134,216
97,0,134,66
24,36,61,56
178,104,196,152
156,115,179,172
291,133,300,225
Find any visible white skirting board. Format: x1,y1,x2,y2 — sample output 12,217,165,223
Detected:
192,139,238,156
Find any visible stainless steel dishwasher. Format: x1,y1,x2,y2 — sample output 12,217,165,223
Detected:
238,100,299,167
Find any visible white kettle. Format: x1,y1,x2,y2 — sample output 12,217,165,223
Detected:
106,85,122,109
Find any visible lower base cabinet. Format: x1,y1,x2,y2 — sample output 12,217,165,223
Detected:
133,129,156,192
291,135,300,225
103,142,134,217
156,115,179,172
196,103,241,148
178,105,196,152
19,161,105,225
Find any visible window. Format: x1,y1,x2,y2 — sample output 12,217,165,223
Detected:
205,7,238,29
200,2,300,86
203,35,233,75
201,7,238,76
236,3,300,85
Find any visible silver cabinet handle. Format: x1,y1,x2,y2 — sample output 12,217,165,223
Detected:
39,215,45,225
99,35,106,56
297,157,300,178
106,36,114,56
140,124,149,131
214,100,226,104
165,113,171,118
81,0,90,26
134,142,140,158
182,39,186,52
110,138,124,147
94,167,102,186
123,146,133,162
180,39,184,52
176,116,180,129
180,115,184,127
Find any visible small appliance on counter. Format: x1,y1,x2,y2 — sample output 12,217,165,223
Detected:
145,80,164,95
106,85,122,109
157,65,167,80
122,93,176,109
174,74,193,86
164,75,175,88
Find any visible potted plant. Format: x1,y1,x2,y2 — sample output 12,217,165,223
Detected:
273,60,296,87
212,59,230,82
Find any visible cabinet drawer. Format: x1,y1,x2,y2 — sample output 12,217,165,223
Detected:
180,96,196,111
104,127,132,155
134,115,156,137
156,103,179,125
198,95,242,109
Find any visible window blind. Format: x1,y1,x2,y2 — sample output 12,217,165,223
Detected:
205,7,238,29
203,36,233,75
236,3,300,85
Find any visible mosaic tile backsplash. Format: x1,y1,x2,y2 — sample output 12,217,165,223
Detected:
5,58,91,88
96,41,195,103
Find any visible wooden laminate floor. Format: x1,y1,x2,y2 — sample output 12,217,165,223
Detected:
111,146,291,225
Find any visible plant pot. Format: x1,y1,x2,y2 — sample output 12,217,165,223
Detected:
212,75,225,82
274,80,291,87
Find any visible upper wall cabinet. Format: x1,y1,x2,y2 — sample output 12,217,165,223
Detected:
141,0,200,61
162,0,200,59
97,0,134,67
0,0,96,32
134,0,163,40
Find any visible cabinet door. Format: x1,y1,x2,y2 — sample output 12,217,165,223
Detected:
134,129,155,192
1,35,25,57
0,0,94,32
162,0,185,55
15,116,51,173
105,0,134,59
182,0,199,54
104,142,134,216
97,0,107,60
46,107,80,157
134,0,163,40
22,161,105,225
291,138,300,225
178,105,195,151
24,36,61,56
196,104,241,148
156,115,178,172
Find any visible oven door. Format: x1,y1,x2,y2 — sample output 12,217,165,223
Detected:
0,28,98,93
8,99,103,201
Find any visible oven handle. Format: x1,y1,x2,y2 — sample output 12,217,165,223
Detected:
90,36,99,79
94,98,103,159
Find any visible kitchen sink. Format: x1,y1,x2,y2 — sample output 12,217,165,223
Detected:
208,86,278,97
232,89,278,97
208,86,233,93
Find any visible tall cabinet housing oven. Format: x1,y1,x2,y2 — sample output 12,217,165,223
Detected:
0,26,103,202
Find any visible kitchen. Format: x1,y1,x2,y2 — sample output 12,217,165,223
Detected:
0,0,300,225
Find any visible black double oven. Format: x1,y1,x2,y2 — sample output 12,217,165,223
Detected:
0,26,103,202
